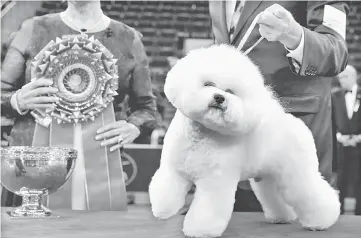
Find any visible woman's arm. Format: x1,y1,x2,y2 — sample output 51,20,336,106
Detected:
126,31,160,133
1,19,33,119
2,18,59,120
95,31,161,150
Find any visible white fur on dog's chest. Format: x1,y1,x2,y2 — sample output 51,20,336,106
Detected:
182,140,221,178
178,139,222,180
176,123,241,180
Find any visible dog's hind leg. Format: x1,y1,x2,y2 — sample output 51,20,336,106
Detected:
277,170,340,231
250,178,297,224
149,166,192,219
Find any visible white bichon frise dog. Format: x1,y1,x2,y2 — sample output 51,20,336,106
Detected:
148,45,340,238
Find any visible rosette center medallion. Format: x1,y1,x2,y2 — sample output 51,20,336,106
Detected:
30,35,119,126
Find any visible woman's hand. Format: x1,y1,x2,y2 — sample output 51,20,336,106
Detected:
95,120,141,152
17,78,59,111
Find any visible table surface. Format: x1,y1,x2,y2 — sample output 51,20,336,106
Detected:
1,206,361,238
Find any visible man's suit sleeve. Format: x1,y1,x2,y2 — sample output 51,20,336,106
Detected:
296,1,349,77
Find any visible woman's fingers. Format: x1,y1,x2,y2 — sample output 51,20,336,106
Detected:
18,96,59,111
99,132,133,152
23,78,53,90
100,136,119,147
17,78,59,111
95,121,140,152
24,87,58,98
95,128,123,141
110,137,133,152
110,143,124,152
96,120,127,134
25,103,56,110
27,96,59,104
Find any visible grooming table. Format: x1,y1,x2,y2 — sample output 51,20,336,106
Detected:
2,206,360,238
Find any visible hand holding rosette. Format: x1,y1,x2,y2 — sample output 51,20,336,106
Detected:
16,78,59,112
96,120,140,152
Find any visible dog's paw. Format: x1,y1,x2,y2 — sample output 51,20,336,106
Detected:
184,236,220,238
150,194,184,219
152,210,175,220
183,227,223,238
265,218,294,224
264,210,297,225
303,226,327,231
297,200,340,231
300,215,338,231
151,204,180,219
183,216,228,238
149,182,184,219
150,196,185,219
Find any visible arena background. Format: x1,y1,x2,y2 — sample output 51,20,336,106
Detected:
1,0,361,210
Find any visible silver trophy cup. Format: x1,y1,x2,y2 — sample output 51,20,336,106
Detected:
1,146,77,218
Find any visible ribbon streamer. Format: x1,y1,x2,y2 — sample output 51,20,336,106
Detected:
236,13,264,55
32,106,127,211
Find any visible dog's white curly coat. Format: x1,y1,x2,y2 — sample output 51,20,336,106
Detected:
148,45,340,238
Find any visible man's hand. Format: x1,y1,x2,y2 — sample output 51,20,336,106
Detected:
95,120,141,152
258,4,303,50
337,134,357,147
348,135,361,146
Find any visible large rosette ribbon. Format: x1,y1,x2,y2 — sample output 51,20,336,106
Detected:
30,35,127,211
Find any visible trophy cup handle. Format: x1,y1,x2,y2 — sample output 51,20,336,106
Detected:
64,157,76,182
15,158,27,177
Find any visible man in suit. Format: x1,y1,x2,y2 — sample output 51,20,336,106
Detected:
209,1,349,211
332,65,361,215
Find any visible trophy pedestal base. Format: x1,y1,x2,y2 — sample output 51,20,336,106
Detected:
6,188,59,219
7,205,51,218
6,206,61,219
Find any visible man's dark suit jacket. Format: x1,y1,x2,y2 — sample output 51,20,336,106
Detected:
209,1,349,182
332,86,361,214
332,87,361,136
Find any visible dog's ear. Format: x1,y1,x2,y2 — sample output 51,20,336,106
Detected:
163,74,178,107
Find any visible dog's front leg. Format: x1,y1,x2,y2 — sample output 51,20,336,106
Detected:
183,175,239,238
149,166,192,219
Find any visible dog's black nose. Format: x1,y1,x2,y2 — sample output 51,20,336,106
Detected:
214,94,225,104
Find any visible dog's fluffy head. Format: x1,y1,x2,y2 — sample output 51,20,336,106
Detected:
164,44,275,135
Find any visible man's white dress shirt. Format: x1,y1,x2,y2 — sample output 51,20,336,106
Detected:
345,84,358,119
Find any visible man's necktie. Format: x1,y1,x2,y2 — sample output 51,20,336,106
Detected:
229,0,244,41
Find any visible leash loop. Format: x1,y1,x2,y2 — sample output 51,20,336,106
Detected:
236,13,264,55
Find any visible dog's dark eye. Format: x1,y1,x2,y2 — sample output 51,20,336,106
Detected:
204,81,215,87
225,89,234,94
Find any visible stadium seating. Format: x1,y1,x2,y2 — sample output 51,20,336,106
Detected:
36,1,212,72
347,2,361,74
